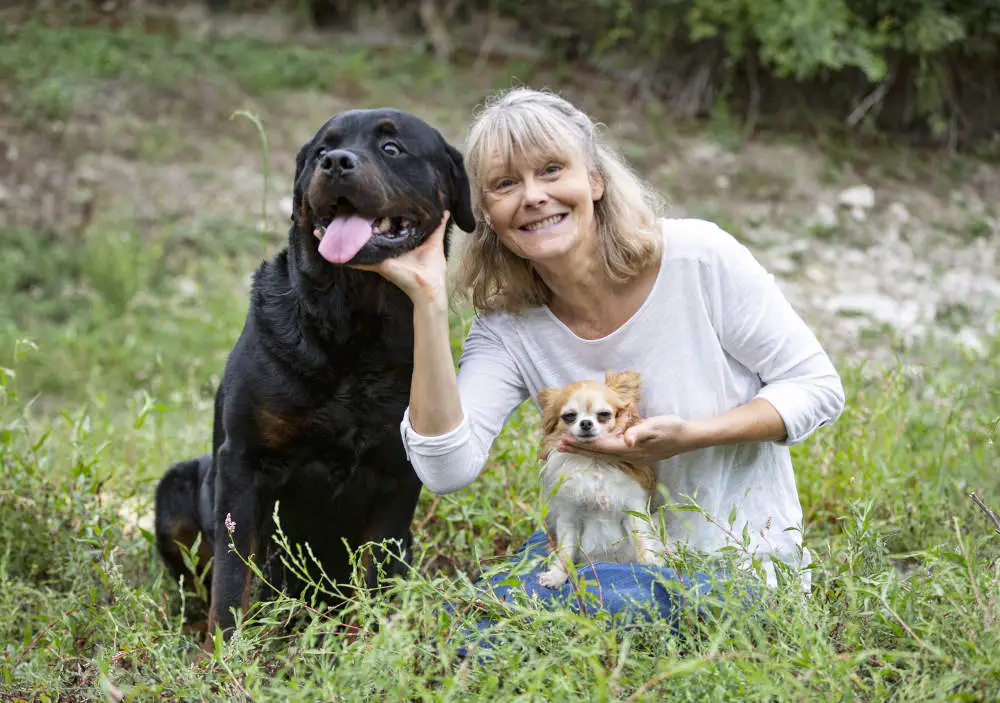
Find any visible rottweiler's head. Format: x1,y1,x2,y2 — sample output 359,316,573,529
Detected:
291,108,476,266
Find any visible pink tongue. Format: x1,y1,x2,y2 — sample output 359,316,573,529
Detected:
317,215,374,263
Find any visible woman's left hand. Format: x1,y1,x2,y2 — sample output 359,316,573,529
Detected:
557,415,700,465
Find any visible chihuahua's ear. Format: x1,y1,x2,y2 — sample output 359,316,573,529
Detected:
536,387,561,433
605,370,642,405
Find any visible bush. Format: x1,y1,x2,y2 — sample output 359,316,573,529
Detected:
293,0,1000,148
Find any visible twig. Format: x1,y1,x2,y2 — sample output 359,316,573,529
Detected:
218,654,254,701
14,607,78,668
969,492,1000,535
881,598,947,662
415,495,441,531
846,67,897,127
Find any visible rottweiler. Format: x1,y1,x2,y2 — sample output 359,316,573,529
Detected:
153,108,476,647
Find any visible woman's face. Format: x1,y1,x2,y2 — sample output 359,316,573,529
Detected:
480,148,604,265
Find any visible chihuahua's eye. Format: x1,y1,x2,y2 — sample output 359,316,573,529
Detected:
560,412,577,424
596,410,613,423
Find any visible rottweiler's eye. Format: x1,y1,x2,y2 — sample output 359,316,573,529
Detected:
314,147,326,160
596,410,613,423
382,141,402,156
560,412,577,424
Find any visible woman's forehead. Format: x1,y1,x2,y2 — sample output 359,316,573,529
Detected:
481,143,578,177
474,112,585,175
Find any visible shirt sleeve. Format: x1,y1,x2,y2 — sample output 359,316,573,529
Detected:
703,223,846,445
399,314,529,494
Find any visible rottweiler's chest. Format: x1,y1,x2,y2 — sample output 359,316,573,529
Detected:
256,371,408,446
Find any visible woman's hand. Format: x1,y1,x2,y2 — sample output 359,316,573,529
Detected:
558,415,698,466
349,211,451,304
557,399,788,466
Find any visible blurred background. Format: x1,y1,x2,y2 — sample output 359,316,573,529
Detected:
1,0,998,411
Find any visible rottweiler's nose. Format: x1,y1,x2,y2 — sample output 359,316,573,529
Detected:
320,149,360,175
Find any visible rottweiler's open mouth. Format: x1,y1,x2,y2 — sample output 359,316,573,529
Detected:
313,198,420,264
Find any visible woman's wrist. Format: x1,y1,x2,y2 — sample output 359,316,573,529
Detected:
681,399,788,451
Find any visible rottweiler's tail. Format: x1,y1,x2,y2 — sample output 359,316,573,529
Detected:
154,454,213,587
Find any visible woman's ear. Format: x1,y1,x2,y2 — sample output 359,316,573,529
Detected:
590,169,605,202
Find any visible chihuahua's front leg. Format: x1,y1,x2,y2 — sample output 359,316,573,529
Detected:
539,511,579,588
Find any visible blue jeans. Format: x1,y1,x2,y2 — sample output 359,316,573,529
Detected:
447,530,753,656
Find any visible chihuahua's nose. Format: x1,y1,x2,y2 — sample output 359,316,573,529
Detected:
578,418,594,432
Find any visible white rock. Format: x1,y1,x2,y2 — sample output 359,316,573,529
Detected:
838,185,875,210
804,265,828,284
769,255,796,275
810,203,838,229
887,201,911,224
955,327,986,355
175,277,199,298
715,174,731,190
826,293,923,330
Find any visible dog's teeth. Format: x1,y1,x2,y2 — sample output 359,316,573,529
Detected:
313,227,323,240
372,217,392,234
400,218,411,229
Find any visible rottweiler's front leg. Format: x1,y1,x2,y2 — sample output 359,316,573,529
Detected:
204,440,261,650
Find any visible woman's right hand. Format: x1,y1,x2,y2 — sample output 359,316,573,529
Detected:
350,210,451,305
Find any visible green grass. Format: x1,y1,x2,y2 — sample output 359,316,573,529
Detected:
2,303,999,701
2,14,1000,703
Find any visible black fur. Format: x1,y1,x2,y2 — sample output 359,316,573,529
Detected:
153,108,475,645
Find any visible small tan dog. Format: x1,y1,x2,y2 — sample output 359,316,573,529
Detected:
535,370,666,588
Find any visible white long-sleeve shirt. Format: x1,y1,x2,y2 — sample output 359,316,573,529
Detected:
400,218,845,589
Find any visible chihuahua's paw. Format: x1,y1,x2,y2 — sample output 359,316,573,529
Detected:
636,540,667,568
538,566,569,589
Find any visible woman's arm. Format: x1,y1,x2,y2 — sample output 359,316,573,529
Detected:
352,213,528,493
561,221,844,464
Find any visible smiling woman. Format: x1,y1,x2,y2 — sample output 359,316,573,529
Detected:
360,87,846,648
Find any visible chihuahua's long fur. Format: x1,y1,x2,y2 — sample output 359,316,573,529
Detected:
535,370,666,588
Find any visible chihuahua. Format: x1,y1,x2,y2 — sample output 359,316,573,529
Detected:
535,370,666,588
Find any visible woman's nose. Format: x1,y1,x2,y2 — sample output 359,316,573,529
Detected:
522,176,548,206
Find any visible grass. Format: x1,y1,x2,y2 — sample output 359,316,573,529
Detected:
2,13,1000,703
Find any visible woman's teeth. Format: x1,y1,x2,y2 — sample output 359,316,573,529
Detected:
522,214,563,231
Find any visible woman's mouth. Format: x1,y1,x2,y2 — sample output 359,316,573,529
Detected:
520,213,567,232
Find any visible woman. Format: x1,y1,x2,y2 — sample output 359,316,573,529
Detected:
356,87,845,621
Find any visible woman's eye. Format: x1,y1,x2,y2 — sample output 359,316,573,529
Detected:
560,412,577,424
543,163,562,175
494,178,515,190
597,411,612,423
382,141,401,156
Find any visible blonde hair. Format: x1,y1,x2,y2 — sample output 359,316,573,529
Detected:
457,87,666,314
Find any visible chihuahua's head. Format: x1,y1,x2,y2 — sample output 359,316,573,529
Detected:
537,370,642,443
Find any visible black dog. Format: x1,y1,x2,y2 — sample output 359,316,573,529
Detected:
153,108,475,646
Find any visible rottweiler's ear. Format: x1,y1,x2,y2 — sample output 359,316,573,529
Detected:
445,143,477,233
291,140,312,223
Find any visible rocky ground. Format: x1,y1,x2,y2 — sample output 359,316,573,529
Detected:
660,135,1000,365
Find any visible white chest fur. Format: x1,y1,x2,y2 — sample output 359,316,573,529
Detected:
540,452,663,566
